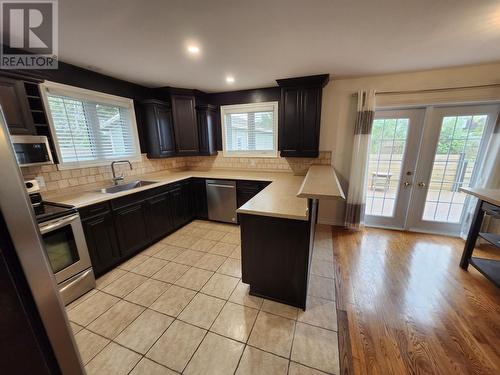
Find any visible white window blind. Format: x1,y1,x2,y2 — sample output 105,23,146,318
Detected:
41,82,140,168
221,102,278,157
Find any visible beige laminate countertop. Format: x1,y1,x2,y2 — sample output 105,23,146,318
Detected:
43,169,311,221
460,187,500,207
297,165,345,200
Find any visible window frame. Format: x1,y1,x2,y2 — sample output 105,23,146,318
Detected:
220,101,279,158
40,81,141,170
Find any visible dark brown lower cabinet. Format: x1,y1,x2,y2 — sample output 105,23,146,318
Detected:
81,178,207,275
240,199,317,309
180,180,194,224
191,178,208,220
81,177,276,278
81,210,120,276
145,191,174,243
236,180,271,208
113,201,149,258
169,184,185,230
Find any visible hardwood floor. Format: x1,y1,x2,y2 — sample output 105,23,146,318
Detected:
332,227,500,375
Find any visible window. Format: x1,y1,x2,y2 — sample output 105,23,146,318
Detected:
221,101,278,157
41,81,141,168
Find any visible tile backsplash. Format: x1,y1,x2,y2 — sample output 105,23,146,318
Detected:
21,151,331,192
185,152,331,175
21,154,188,191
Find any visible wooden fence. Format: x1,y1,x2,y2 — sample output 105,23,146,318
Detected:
368,154,473,191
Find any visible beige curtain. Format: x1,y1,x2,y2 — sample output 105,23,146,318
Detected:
460,113,500,238
344,90,376,230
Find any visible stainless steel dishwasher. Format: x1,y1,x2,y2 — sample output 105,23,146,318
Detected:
206,179,237,223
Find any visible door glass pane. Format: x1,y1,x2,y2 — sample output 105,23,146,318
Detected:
42,225,80,273
366,118,409,217
422,114,488,223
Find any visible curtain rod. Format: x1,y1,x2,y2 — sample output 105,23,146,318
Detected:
351,83,500,96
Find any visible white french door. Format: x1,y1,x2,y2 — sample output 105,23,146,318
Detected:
365,109,424,229
365,104,499,236
406,105,499,234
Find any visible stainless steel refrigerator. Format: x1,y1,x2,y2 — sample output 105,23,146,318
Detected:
0,107,84,374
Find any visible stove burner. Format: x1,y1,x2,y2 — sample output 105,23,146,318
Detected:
30,199,78,223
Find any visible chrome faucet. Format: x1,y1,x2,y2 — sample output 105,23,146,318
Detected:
111,160,132,185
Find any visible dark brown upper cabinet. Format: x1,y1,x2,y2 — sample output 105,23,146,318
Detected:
140,99,176,158
0,76,36,135
196,104,218,156
171,94,199,155
277,74,329,157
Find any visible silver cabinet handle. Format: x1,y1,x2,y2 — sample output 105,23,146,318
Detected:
207,184,235,189
403,181,411,187
417,182,426,187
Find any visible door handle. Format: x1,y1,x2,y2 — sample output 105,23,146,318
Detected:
39,214,79,234
403,181,411,187
417,182,426,187
207,184,235,189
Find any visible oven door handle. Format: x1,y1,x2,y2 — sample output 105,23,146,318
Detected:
39,214,80,234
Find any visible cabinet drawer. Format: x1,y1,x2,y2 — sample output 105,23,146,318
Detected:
146,184,170,198
111,191,146,210
80,201,111,219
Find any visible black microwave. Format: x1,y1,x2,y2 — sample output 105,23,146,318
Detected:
11,135,54,167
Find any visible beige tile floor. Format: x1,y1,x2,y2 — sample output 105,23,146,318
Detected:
66,221,339,375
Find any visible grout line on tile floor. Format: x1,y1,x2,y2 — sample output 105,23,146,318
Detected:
71,223,338,374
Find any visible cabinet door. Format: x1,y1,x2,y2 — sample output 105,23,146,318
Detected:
113,202,149,257
156,105,176,156
0,77,35,135
191,178,208,219
279,87,301,155
300,87,321,157
169,186,184,230
171,95,199,155
82,212,120,276
197,109,210,155
180,180,194,224
146,192,173,242
197,106,217,156
143,101,176,158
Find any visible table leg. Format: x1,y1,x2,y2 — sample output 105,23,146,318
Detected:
460,199,485,269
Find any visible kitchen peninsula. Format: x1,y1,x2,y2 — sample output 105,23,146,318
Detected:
238,165,345,308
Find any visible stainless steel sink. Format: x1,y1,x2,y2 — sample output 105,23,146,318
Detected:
96,180,157,194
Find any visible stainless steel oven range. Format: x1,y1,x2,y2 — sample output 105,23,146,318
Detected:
26,180,95,305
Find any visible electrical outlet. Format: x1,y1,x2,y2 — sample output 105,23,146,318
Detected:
35,176,46,188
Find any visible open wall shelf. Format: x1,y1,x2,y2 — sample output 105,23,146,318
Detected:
470,257,500,287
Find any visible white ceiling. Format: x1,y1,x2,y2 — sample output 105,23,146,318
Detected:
59,0,500,92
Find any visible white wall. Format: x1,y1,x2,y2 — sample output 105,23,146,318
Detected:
317,62,500,225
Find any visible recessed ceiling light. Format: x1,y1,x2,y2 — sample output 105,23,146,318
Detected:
187,45,200,54
226,76,235,83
